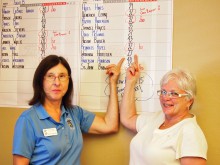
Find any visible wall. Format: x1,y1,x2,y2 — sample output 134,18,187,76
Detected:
172,0,220,164
1,0,220,164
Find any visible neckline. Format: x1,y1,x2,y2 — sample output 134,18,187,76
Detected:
158,114,194,130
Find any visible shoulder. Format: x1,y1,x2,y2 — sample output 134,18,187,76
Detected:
66,105,95,118
137,111,164,123
136,111,164,131
179,116,207,147
65,105,95,132
181,116,206,136
18,105,38,120
16,104,47,125
14,106,39,134
176,116,208,159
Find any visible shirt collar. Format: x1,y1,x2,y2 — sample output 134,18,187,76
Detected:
35,104,69,120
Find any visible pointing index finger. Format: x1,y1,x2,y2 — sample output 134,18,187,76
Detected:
117,57,125,68
134,54,138,66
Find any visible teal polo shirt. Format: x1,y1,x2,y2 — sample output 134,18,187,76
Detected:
13,104,95,165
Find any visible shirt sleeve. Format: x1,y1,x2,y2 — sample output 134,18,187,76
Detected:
136,111,164,132
136,114,149,132
72,106,95,133
176,122,208,159
13,115,35,159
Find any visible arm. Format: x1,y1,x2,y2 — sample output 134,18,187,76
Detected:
180,157,206,165
88,58,125,134
120,55,143,132
13,155,30,165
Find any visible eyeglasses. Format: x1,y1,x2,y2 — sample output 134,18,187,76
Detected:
157,90,189,99
44,73,70,82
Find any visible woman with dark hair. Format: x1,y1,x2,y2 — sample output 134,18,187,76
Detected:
13,54,124,165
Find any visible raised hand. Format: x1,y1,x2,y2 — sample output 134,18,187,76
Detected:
126,54,143,83
105,57,125,83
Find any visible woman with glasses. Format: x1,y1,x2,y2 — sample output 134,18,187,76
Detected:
13,54,124,165
120,55,207,165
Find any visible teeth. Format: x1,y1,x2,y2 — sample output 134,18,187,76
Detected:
164,104,173,107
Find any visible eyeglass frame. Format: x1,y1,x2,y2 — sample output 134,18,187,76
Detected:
44,73,70,82
157,89,189,99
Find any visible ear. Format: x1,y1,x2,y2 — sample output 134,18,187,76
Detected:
188,98,194,110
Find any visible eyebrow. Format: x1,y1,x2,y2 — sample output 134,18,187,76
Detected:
162,89,181,92
46,72,68,75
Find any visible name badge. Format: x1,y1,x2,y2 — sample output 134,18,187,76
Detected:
43,128,58,137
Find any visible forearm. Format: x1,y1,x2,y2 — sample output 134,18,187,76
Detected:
88,82,119,134
180,157,206,165
105,81,119,132
120,80,138,132
88,57,124,134
13,155,30,165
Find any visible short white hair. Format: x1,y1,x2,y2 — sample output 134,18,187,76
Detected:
160,68,196,109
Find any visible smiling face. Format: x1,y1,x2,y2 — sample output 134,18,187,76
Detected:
159,79,193,118
43,63,69,104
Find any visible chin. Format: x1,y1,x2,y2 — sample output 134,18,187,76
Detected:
162,108,173,114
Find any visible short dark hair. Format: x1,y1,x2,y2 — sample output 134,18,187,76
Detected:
29,55,73,108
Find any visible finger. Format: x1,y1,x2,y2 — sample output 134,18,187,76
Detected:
106,69,113,75
128,66,135,76
117,57,125,68
134,54,140,71
105,64,116,74
106,68,113,75
139,64,144,70
105,64,115,69
134,54,138,65
106,66,117,73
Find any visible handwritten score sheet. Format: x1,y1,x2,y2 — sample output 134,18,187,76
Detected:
0,0,173,112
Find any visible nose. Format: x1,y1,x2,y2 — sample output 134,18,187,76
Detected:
53,77,61,85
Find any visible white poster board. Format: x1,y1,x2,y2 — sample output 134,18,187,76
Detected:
0,0,173,112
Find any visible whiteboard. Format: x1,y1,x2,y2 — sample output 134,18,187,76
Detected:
0,0,173,112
